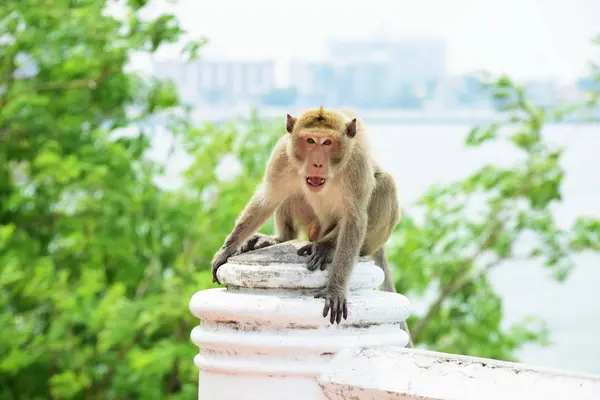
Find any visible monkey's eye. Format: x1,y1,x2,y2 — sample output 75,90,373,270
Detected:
307,138,316,144
322,139,332,146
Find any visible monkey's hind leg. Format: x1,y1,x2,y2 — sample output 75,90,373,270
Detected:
372,248,396,292
236,199,298,255
373,248,414,348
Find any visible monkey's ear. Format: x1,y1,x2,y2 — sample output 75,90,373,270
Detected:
345,118,357,138
286,114,297,134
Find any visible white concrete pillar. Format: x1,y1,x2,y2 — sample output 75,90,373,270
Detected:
189,240,411,400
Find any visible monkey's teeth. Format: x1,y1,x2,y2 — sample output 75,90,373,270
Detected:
306,177,326,187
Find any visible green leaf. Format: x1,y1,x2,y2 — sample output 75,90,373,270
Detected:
181,38,209,61
509,131,538,150
465,123,500,147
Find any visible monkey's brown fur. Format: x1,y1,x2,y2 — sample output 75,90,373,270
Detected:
211,107,413,347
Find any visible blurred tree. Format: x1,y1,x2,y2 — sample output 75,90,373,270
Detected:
388,58,600,360
0,0,236,398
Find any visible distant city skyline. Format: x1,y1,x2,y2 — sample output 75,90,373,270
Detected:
152,44,593,114
134,0,600,85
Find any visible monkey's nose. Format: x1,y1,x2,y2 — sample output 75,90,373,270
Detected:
313,163,323,169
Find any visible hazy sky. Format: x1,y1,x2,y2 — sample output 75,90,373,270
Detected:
141,0,599,83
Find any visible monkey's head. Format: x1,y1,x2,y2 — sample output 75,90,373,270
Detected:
285,106,357,193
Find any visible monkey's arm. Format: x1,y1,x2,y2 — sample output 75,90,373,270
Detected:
211,182,283,283
318,209,368,324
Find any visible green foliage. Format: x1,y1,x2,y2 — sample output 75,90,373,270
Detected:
388,65,600,360
0,0,228,398
0,2,283,397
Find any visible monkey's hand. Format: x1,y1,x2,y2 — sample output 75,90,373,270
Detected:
297,242,333,271
236,233,280,255
211,247,232,284
315,286,348,324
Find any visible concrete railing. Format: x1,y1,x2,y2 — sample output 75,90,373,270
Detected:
320,346,600,399
189,240,600,399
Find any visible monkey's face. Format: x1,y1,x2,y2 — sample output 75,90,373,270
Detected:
294,133,341,193
286,110,357,194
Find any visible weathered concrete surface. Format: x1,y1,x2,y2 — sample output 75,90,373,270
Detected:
189,240,412,400
227,240,371,266
319,346,600,400
190,288,411,332
219,240,383,290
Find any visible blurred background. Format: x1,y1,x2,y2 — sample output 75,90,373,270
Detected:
1,0,599,398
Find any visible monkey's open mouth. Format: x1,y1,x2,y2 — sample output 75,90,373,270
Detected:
306,176,326,188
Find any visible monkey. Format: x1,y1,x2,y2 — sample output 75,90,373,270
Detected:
210,106,413,347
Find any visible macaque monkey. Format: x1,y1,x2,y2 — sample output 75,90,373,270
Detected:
211,106,413,347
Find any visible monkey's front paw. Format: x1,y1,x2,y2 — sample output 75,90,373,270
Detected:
315,287,348,324
210,248,231,284
237,233,279,254
297,242,333,271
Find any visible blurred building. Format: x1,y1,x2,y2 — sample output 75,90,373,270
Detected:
289,61,338,106
524,81,560,107
290,37,447,108
153,60,201,104
426,75,493,109
198,60,275,106
153,59,275,106
559,82,589,103
428,76,467,109
327,38,446,82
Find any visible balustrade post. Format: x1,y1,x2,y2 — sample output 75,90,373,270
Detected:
189,240,411,400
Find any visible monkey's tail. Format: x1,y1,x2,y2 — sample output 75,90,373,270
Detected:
373,248,414,348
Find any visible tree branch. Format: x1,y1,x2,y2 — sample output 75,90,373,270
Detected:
135,257,160,300
4,79,98,107
411,221,503,343
2,69,114,111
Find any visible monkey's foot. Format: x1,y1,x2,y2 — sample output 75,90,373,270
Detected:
210,248,231,284
236,233,280,255
315,287,348,324
297,242,333,271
